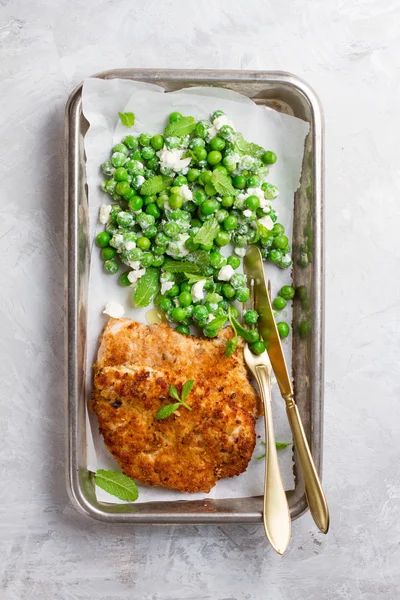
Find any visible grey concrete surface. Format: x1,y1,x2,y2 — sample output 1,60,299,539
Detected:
1,1,399,598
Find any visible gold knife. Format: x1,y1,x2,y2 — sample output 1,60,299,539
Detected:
244,245,330,534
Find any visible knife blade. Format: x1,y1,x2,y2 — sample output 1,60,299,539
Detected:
243,245,293,398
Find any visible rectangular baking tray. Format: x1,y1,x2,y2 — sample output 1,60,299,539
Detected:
65,69,324,523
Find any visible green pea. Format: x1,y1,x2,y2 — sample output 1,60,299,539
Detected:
209,251,226,268
123,136,139,150
277,322,290,338
176,325,190,335
262,151,277,164
222,283,235,299
166,284,180,298
136,237,151,251
175,175,188,186
184,237,199,252
192,189,206,205
223,215,238,231
160,297,173,312
138,133,152,147
150,134,164,150
169,112,182,123
235,287,250,302
193,146,207,161
273,235,289,250
153,244,167,256
245,195,260,211
131,149,142,161
221,195,234,208
104,258,119,274
96,231,112,248
116,212,134,228
219,125,235,140
193,305,209,321
233,175,246,189
268,249,283,264
171,307,187,322
251,340,266,355
111,152,127,168
200,242,214,251
198,170,213,186
272,223,285,236
280,285,295,300
201,199,218,215
119,271,131,286
244,310,259,325
187,168,200,182
227,255,240,269
114,167,128,182
140,252,154,267
101,247,116,260
212,165,227,175
146,204,160,219
215,231,230,247
204,182,217,197
203,326,219,338
215,209,229,223
247,175,260,188
169,194,183,209
114,182,129,197
141,146,155,160
112,143,129,155
246,329,259,343
272,296,287,310
152,255,164,267
101,160,115,176
179,291,192,307
209,137,225,151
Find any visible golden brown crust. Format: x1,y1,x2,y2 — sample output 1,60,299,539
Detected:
91,365,256,493
96,318,260,417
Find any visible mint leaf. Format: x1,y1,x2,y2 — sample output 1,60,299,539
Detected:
276,441,291,450
255,453,266,460
95,470,138,501
193,219,220,245
133,268,159,307
140,175,173,196
184,273,211,285
181,379,194,402
169,385,180,401
211,171,235,196
164,116,196,137
118,112,135,127
156,402,181,420
233,132,264,158
163,251,210,274
231,316,255,343
206,315,227,331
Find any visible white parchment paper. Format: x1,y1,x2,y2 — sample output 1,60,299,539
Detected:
81,79,309,504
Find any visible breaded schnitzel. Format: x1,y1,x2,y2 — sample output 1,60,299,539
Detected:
92,364,256,493
96,318,260,417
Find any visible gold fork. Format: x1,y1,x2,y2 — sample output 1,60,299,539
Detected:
243,279,291,554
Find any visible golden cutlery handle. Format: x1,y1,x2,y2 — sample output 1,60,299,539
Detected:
285,398,330,533
256,366,291,554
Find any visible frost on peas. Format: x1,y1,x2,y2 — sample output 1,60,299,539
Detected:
211,110,225,122
111,152,127,168
160,165,175,177
189,137,205,149
195,120,212,139
101,180,117,195
262,182,279,199
233,196,246,210
110,233,125,251
166,233,190,258
126,160,144,174
101,160,115,176
136,213,155,231
131,175,145,190
239,155,254,171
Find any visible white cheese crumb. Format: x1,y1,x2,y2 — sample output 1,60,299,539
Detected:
258,216,274,230
166,233,190,258
281,253,292,265
213,115,235,131
234,247,246,257
157,147,191,172
124,241,136,251
99,205,112,224
206,125,218,142
136,175,145,187
207,314,216,323
191,279,206,303
218,265,235,282
180,184,193,201
243,209,253,218
127,260,141,270
161,281,174,295
127,268,146,285
103,302,125,319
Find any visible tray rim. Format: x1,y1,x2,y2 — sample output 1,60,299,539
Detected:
65,68,324,523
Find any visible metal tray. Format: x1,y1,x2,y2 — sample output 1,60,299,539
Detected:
65,69,324,523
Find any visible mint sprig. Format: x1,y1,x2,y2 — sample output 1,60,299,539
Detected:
156,380,195,419
255,441,292,460
95,469,138,501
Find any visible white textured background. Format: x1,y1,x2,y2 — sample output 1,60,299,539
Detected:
1,1,400,598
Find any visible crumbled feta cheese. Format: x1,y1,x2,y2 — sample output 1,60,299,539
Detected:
111,234,124,251
136,175,145,187
213,115,235,131
166,233,190,258
209,303,218,312
103,302,125,319
157,147,191,172
191,279,206,303
258,216,275,230
218,265,235,282
237,193,246,201
247,186,271,210
99,204,112,224
281,253,292,265
206,126,218,142
207,314,216,323
160,272,175,295
234,247,246,257
127,268,146,285
243,209,253,218
127,260,141,270
161,281,174,295
180,184,193,201
124,241,136,251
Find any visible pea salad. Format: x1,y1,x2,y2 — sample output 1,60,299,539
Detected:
96,110,293,356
